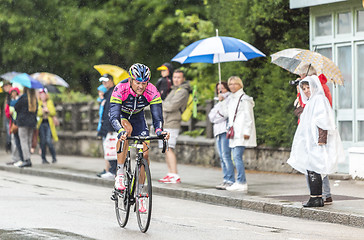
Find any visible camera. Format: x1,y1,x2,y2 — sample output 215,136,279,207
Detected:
289,79,300,86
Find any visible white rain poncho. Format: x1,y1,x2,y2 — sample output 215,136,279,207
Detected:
287,75,344,175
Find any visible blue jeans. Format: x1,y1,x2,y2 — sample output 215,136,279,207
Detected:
322,175,331,199
231,146,247,184
39,121,56,161
216,133,235,183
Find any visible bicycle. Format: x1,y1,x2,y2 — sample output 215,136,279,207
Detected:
111,134,167,233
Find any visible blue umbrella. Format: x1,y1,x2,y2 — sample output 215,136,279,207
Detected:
172,30,266,84
11,73,43,89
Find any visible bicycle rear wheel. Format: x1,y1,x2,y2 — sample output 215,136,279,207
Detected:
135,158,152,233
114,167,130,228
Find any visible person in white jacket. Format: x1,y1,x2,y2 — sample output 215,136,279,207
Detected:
221,76,257,192
208,82,235,190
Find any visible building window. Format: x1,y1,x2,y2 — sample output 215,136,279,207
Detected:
317,47,333,93
358,44,364,108
315,15,332,36
359,121,364,141
337,46,352,109
338,12,351,34
358,10,364,32
339,121,353,141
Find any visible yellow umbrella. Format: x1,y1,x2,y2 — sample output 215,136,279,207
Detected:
93,64,130,85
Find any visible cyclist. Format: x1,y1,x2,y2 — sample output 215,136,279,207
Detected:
109,63,169,192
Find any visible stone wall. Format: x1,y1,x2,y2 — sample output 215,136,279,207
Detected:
0,129,294,173
52,131,295,173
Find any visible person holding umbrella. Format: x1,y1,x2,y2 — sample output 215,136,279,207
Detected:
293,64,334,205
208,82,234,190
14,87,38,168
288,76,344,207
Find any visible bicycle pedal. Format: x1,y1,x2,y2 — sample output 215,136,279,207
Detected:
110,194,116,201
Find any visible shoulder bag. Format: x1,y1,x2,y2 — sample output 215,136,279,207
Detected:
226,94,244,139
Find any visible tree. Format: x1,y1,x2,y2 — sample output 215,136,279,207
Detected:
177,0,309,146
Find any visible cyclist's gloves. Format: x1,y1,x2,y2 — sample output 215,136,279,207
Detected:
117,128,127,139
155,128,163,137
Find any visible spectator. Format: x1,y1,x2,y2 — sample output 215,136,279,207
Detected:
96,84,107,133
288,76,344,207
7,87,24,165
208,82,235,190
96,84,110,177
158,69,190,184
156,63,173,100
97,74,117,180
294,63,333,205
14,87,38,168
2,81,12,152
37,88,58,164
221,76,257,192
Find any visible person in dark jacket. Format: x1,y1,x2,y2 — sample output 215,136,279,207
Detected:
97,74,117,179
156,62,173,100
14,87,38,168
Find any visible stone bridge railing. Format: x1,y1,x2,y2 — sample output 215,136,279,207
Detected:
54,100,214,138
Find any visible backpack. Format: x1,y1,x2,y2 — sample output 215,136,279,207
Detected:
181,85,197,122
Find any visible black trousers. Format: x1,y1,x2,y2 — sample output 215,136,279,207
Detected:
307,170,322,196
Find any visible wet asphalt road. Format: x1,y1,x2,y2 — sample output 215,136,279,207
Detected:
1,171,364,240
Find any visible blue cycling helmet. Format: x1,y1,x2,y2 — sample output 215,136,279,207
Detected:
129,63,151,82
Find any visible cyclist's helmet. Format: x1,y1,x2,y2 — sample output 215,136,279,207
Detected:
129,63,151,82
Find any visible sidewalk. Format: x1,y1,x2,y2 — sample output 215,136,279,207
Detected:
1,150,364,228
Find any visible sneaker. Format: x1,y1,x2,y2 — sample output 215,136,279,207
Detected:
216,182,233,190
158,175,171,183
6,161,17,165
114,174,126,191
138,198,147,213
14,161,24,167
215,182,226,190
158,175,181,184
19,160,32,168
226,182,248,192
101,171,115,180
324,197,333,205
96,169,106,177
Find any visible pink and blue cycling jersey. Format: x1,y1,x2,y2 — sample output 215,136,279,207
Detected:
109,79,163,134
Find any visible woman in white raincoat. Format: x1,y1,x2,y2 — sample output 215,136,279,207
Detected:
287,75,344,207
221,76,257,192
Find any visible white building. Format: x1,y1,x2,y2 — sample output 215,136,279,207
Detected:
290,0,364,174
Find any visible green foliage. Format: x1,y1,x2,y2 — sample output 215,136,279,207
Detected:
50,87,94,104
182,128,204,137
0,0,309,147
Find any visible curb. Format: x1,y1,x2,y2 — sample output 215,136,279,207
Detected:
1,165,363,228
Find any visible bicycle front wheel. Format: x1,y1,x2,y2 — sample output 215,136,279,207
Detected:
135,158,152,233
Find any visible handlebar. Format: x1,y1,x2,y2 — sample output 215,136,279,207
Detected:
117,133,168,154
